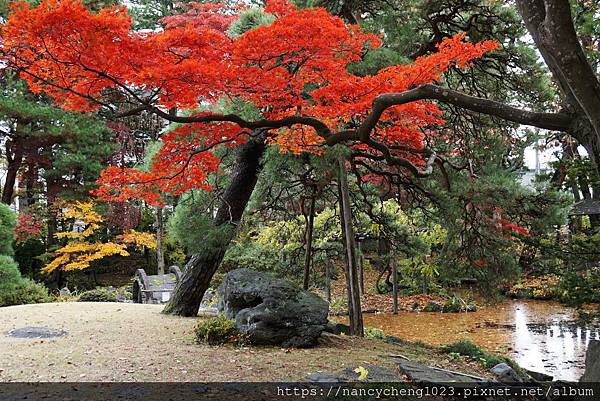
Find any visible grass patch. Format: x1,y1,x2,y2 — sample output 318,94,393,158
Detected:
194,315,248,346
443,339,518,370
78,288,118,302
364,326,386,340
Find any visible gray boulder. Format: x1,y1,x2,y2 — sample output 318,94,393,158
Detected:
580,340,600,382
217,268,329,348
490,363,523,383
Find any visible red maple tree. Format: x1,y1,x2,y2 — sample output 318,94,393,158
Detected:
1,0,497,205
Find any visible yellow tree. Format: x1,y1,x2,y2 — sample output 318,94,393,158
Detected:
43,201,156,273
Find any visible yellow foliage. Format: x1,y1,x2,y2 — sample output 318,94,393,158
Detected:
43,200,153,274
55,201,103,239
117,230,157,250
42,242,129,273
353,366,369,380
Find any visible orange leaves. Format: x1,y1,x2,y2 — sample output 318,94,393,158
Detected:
310,33,498,134
160,2,243,32
94,121,245,205
3,0,135,111
2,0,231,110
264,0,297,17
3,0,499,205
267,126,324,155
230,7,379,118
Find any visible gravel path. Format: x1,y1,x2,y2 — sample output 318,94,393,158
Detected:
0,302,409,382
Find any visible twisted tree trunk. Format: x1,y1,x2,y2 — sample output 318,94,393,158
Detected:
163,139,266,316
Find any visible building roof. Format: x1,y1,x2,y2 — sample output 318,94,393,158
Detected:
569,199,600,216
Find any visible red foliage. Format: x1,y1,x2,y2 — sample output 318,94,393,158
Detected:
1,0,498,205
106,202,142,231
264,0,297,17
160,2,243,33
15,212,44,243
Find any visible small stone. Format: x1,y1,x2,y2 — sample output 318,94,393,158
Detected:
491,363,523,383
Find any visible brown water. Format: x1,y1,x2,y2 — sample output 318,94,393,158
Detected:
363,300,600,381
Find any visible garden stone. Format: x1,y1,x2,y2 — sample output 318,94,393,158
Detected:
59,287,71,297
341,364,404,382
306,372,346,382
7,326,67,339
490,363,523,383
217,268,328,348
580,340,600,382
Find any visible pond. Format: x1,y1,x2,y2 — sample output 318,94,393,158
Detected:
362,300,600,381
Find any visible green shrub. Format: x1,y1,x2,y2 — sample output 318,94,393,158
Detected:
0,254,50,307
557,270,600,307
228,8,275,38
194,315,242,345
78,288,118,302
444,339,485,359
423,301,443,312
0,255,23,291
442,295,477,313
443,339,518,370
364,326,386,340
0,203,16,256
0,279,49,307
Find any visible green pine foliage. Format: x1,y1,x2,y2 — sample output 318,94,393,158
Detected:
0,203,16,256
0,255,49,307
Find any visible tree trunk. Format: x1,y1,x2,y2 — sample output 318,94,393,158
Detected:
356,240,364,296
392,258,398,315
155,206,165,275
325,257,332,303
163,139,266,316
516,0,600,180
338,181,355,324
302,195,316,290
338,156,364,337
1,150,23,205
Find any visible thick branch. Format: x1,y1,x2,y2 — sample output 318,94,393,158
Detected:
356,84,573,142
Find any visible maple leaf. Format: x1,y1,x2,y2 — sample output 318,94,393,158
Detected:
353,366,369,380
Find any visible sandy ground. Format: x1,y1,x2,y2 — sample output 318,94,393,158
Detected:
0,302,488,382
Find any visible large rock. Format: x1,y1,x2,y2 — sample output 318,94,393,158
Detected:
217,269,329,348
580,340,600,382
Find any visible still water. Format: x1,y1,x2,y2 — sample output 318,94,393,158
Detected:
362,300,600,381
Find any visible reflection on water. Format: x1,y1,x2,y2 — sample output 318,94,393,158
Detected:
362,300,599,381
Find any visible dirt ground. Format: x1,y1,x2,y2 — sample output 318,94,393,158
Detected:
0,302,490,382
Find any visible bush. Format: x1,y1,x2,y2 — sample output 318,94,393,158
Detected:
0,255,23,291
194,315,242,345
0,203,16,256
0,279,49,307
442,295,477,313
0,254,50,307
507,275,560,300
557,270,600,307
423,301,443,312
443,339,517,370
78,288,118,302
364,326,386,340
